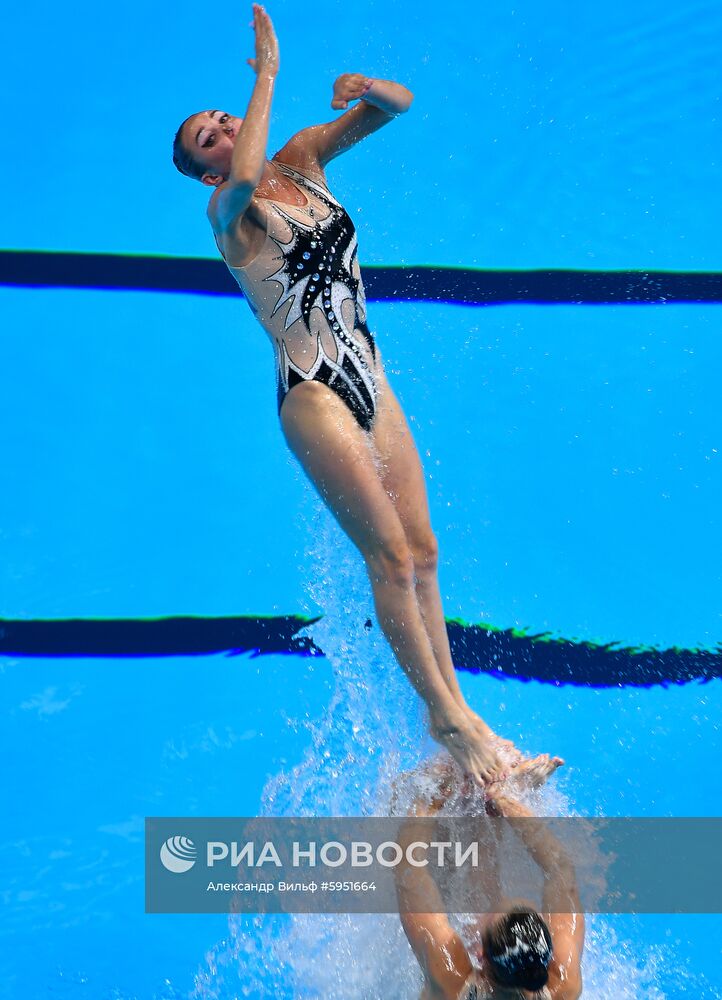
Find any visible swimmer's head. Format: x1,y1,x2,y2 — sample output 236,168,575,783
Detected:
173,110,244,186
481,905,553,994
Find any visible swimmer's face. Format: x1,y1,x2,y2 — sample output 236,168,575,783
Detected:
183,110,244,186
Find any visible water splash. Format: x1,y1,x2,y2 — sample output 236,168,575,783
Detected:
192,496,429,998
190,494,719,1000
262,498,427,819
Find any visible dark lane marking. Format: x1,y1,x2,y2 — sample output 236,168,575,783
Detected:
1,251,721,304
1,616,719,689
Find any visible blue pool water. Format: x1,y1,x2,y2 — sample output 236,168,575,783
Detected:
2,0,721,995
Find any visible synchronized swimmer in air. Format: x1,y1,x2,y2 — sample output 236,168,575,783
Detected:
173,7,582,996
173,4,517,787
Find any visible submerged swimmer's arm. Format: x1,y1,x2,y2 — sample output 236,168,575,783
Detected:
277,76,413,172
395,812,474,999
486,793,579,908
486,793,584,999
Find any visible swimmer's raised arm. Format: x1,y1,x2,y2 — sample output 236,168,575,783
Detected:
486,793,578,909
209,4,279,231
486,792,584,999
232,4,279,183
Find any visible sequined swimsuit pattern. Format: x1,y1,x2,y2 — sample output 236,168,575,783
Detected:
219,161,379,432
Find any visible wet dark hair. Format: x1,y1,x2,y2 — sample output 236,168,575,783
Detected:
172,114,207,182
483,907,553,992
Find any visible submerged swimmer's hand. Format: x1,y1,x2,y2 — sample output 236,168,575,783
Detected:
331,73,373,110
247,4,279,77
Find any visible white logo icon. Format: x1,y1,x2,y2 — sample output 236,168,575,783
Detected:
160,836,197,873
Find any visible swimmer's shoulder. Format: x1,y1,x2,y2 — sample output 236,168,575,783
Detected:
207,179,269,269
270,131,331,190
206,181,263,234
206,170,272,257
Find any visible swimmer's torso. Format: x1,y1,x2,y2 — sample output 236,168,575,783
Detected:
214,159,380,430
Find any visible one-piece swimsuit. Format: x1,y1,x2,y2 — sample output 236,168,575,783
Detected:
217,160,379,432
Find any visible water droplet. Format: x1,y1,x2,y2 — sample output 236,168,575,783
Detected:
328,312,335,320
319,263,325,270
309,285,316,292
311,241,318,248
302,251,311,260
296,263,303,270
313,273,320,280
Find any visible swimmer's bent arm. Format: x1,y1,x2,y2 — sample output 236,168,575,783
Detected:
294,77,414,169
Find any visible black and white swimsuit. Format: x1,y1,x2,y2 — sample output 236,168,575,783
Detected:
218,160,379,432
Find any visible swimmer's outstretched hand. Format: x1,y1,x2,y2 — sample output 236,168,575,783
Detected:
332,73,373,110
247,4,279,77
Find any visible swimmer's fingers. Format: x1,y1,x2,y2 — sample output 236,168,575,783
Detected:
247,4,279,76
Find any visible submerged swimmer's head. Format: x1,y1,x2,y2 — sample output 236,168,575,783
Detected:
481,904,553,995
172,110,244,186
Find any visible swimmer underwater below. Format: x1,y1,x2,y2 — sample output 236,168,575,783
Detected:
172,3,519,788
394,754,584,1000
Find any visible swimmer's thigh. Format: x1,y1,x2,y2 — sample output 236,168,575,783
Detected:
371,371,436,549
279,381,407,560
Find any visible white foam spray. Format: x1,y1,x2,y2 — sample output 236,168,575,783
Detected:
191,494,720,999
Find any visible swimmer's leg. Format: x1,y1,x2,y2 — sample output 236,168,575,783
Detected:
371,372,517,756
280,380,504,785
370,374,466,705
